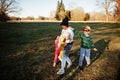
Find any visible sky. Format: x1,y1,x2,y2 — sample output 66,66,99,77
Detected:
15,0,98,18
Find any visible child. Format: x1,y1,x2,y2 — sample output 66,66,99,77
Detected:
58,35,67,61
73,25,97,70
58,31,72,61
53,35,60,67
53,35,67,67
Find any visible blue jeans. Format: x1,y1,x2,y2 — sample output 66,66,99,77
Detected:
61,43,72,70
79,48,90,66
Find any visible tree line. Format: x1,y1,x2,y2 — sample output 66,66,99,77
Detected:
0,0,120,22
53,0,120,21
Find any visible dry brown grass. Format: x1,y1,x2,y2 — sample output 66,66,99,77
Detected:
0,22,119,80
60,23,120,80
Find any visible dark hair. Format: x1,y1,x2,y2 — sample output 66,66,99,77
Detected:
60,17,69,27
54,34,60,39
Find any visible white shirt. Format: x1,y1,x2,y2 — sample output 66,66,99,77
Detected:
61,27,74,43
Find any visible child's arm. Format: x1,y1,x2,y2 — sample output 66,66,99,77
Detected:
69,27,82,36
90,37,97,51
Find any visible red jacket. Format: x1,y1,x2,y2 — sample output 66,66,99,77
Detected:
55,36,60,50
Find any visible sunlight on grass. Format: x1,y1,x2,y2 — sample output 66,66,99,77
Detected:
0,22,119,80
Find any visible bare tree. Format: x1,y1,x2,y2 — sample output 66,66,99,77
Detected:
0,0,20,21
90,12,106,21
97,0,116,21
71,7,85,21
114,0,120,21
49,10,56,20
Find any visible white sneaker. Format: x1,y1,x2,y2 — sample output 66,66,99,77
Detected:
86,64,90,67
53,63,56,67
67,63,72,69
57,69,64,75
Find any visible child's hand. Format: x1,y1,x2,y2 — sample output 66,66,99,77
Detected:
93,48,97,51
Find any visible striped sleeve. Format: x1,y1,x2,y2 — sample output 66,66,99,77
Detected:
90,37,95,48
73,28,82,36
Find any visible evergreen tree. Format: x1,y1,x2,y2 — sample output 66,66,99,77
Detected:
84,13,90,21
60,0,65,11
55,0,66,20
55,0,60,20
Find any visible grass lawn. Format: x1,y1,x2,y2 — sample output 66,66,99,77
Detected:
0,22,120,80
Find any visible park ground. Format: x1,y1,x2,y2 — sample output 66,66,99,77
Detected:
0,22,120,80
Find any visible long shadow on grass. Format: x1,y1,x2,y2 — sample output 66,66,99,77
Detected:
56,38,111,80
56,49,80,80
90,39,111,65
117,67,120,80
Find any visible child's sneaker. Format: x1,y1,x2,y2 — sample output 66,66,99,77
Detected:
53,63,56,67
79,66,84,71
86,64,90,68
57,69,64,75
67,63,72,69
